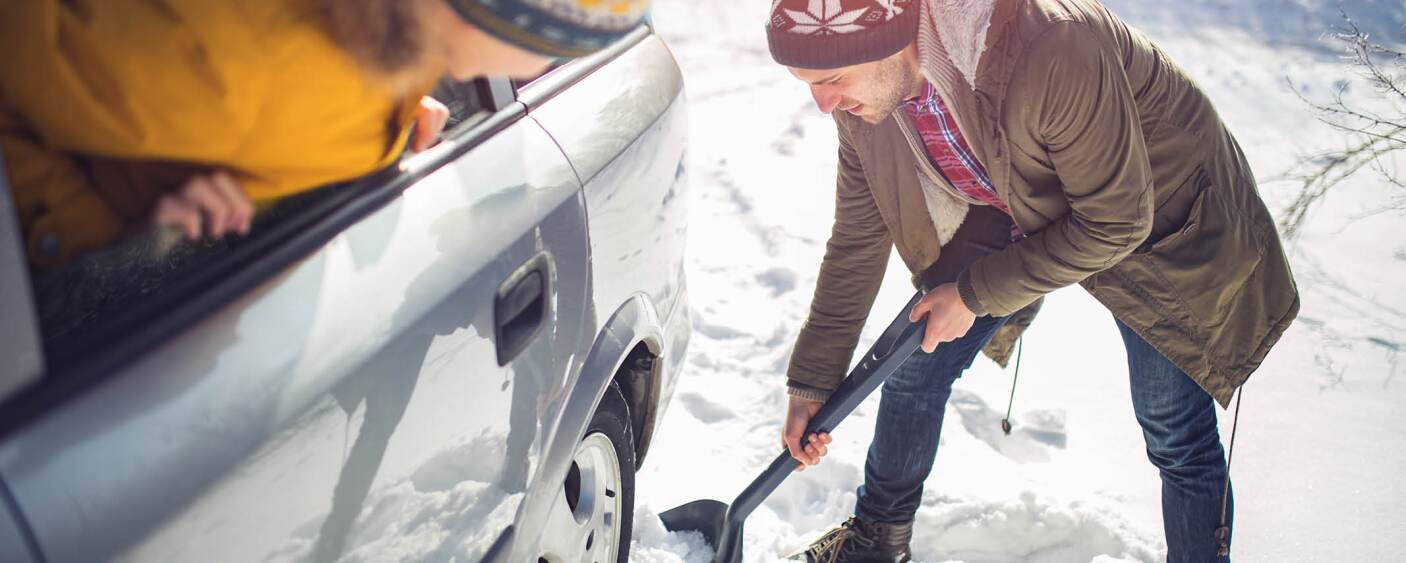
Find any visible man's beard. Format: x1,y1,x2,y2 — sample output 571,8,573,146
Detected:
857,56,921,124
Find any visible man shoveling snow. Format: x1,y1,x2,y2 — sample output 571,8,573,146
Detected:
764,0,1300,561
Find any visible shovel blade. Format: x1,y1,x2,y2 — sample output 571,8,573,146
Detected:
659,499,729,554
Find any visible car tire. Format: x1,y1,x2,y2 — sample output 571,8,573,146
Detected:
544,382,635,563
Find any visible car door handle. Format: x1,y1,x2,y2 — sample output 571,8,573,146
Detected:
495,254,552,366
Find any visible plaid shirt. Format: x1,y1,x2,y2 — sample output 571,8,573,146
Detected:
903,82,1023,239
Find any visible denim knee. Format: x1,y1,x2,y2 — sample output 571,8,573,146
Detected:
881,353,963,396
1138,405,1227,489
1145,426,1225,468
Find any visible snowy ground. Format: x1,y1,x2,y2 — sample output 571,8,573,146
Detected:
630,1,1406,562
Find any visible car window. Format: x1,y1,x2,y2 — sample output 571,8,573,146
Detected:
432,77,492,131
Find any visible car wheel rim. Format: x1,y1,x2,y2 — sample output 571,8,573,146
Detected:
541,432,622,563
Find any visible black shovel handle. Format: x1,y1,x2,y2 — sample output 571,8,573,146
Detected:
722,290,928,528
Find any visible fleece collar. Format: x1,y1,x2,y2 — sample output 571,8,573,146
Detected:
922,0,998,90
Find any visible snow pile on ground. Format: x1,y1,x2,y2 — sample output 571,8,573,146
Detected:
633,1,1406,562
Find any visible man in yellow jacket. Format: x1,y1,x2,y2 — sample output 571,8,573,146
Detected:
0,0,651,272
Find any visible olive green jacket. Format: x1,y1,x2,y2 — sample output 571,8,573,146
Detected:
787,0,1299,407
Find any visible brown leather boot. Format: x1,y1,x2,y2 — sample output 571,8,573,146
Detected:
794,517,913,563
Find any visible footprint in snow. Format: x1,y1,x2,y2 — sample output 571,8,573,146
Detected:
772,121,805,156
755,267,797,297
948,390,1064,463
693,317,748,340
679,392,736,424
1019,408,1069,449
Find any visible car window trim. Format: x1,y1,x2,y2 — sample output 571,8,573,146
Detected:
515,25,652,111
0,101,529,440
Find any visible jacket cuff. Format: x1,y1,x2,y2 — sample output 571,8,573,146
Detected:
957,271,989,317
787,380,832,403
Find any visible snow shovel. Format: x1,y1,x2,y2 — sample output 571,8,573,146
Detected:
660,289,930,563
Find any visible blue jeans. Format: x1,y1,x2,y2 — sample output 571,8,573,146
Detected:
854,314,1232,562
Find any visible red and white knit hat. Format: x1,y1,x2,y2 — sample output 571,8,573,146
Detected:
766,0,920,69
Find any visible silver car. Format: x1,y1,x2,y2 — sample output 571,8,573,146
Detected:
0,25,689,563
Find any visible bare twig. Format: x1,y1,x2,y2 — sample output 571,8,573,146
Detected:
1279,11,1405,239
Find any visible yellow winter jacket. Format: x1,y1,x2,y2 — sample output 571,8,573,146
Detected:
0,0,430,271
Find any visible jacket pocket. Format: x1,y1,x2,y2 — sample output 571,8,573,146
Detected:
1127,168,1265,331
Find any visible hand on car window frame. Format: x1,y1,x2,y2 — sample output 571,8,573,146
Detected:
151,170,253,241
411,96,450,153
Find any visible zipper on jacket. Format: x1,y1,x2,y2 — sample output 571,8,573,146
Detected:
893,111,990,206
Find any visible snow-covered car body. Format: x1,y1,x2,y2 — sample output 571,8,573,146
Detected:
0,25,688,563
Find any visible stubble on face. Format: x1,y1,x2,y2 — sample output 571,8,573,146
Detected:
856,53,922,124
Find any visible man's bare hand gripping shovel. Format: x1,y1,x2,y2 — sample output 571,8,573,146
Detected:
661,287,972,562
783,282,974,472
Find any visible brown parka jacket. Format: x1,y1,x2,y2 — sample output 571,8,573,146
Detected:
787,0,1299,407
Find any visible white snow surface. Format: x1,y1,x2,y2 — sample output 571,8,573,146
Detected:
632,1,1406,562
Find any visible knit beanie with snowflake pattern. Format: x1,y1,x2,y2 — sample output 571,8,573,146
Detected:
447,0,653,58
766,0,920,69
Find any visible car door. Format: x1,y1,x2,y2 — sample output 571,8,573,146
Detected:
525,28,691,438
0,78,589,562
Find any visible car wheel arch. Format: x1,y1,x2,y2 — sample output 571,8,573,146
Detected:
546,294,663,483
612,342,661,469
511,294,662,560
